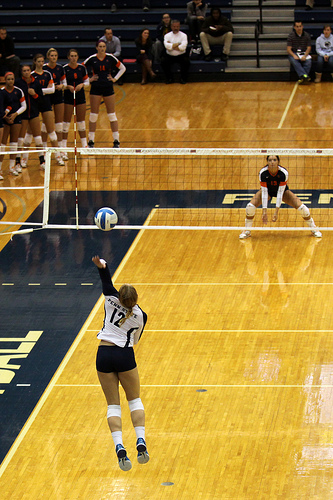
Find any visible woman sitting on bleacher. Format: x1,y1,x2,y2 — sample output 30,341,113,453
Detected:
135,29,156,85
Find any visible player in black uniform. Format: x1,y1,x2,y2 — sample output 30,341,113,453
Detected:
15,65,45,170
239,155,322,239
0,88,4,180
0,72,26,177
92,255,149,472
32,53,63,165
84,40,126,148
44,48,67,159
63,49,89,148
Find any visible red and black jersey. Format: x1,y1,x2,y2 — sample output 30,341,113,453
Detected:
15,76,43,119
63,63,88,87
43,63,66,86
259,165,289,198
1,85,26,116
31,69,54,90
83,53,121,84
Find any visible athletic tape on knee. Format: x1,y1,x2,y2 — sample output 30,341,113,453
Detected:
107,404,121,419
34,136,43,147
24,133,33,146
41,122,47,133
108,112,117,122
62,122,70,133
89,112,98,123
9,142,17,152
297,203,310,218
48,131,57,142
55,122,63,133
246,203,256,217
77,121,86,132
128,398,144,412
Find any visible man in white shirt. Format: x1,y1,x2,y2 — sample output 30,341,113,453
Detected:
161,19,190,84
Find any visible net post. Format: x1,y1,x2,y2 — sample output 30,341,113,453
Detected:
42,149,52,227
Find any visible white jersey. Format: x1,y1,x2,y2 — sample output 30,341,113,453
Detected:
96,264,147,347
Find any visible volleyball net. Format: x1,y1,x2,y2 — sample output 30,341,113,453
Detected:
1,147,333,235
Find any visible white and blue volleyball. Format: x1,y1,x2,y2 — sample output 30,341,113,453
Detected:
94,207,118,231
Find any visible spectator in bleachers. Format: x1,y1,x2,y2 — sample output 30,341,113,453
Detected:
0,27,21,78
287,21,312,84
161,19,190,84
199,7,234,62
135,29,156,85
152,13,172,64
186,1,207,42
314,25,333,82
99,28,123,85
305,0,333,10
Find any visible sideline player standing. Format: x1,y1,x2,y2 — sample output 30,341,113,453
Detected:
84,40,126,148
239,155,322,239
92,255,149,471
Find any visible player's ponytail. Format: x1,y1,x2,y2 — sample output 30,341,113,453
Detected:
118,284,138,326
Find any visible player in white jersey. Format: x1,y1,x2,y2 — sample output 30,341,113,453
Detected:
239,155,322,239
92,255,149,472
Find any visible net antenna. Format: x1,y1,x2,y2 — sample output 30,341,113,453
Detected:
1,148,332,236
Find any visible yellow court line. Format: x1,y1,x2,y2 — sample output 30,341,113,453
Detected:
0,211,155,479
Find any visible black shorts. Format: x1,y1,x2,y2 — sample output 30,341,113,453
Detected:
268,185,289,198
90,82,114,97
96,345,137,373
5,115,22,125
21,109,39,121
50,90,64,106
38,95,52,113
64,88,86,106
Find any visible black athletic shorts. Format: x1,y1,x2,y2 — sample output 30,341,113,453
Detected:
50,90,64,106
21,109,39,121
37,95,52,113
64,88,86,106
90,82,114,97
96,345,137,373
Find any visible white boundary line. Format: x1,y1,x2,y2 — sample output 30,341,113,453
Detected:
278,82,299,129
0,212,154,478
53,384,333,388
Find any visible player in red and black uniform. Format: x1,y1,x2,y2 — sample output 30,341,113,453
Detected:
0,72,26,176
0,86,4,179
239,155,322,239
31,53,63,165
63,49,89,148
15,65,45,169
44,48,67,159
84,40,126,148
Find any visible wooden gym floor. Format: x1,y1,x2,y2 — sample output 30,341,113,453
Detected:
1,81,333,499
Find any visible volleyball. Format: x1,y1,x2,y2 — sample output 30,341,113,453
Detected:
94,207,118,231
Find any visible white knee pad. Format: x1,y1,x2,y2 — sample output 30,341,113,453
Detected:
55,122,63,133
107,404,121,419
128,398,144,412
34,135,43,147
9,142,17,152
24,133,33,146
62,122,70,134
108,112,117,122
297,203,310,218
41,122,47,133
48,131,57,142
246,203,256,217
77,121,86,132
89,112,98,123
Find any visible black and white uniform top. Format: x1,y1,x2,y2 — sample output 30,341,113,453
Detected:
1,85,26,123
43,63,67,87
259,165,289,209
83,53,125,90
15,75,43,120
97,261,147,348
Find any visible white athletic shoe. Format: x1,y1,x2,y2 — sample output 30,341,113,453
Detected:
61,151,68,161
239,230,251,239
10,166,19,176
21,158,27,168
311,229,322,238
15,164,22,173
56,156,65,166
115,444,132,471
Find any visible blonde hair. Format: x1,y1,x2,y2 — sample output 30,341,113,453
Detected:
118,284,138,326
47,47,58,59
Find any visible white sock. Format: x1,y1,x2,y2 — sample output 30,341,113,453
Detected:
81,137,87,148
134,426,145,440
306,217,316,228
88,132,95,142
43,142,47,149
111,431,123,447
245,218,253,228
112,131,119,141
61,139,67,148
